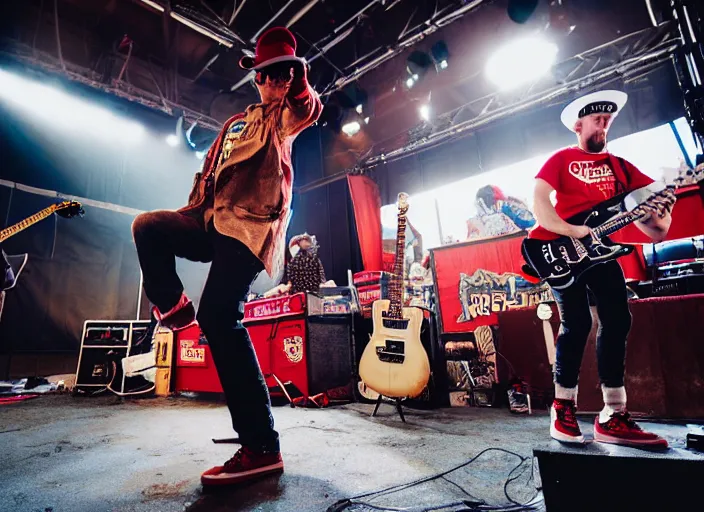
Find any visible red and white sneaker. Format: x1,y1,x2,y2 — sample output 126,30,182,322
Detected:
550,399,585,444
152,293,197,332
594,411,668,449
201,447,284,487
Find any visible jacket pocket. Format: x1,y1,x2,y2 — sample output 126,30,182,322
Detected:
232,205,282,223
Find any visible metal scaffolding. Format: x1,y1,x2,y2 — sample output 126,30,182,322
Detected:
361,21,682,169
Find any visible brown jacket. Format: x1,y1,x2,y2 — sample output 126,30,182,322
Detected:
180,73,322,280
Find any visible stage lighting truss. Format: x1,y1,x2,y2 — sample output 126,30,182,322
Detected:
362,21,682,168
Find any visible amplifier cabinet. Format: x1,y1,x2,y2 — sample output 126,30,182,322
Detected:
307,315,354,395
74,320,151,393
242,294,355,399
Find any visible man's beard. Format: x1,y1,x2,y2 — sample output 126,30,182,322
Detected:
585,133,606,153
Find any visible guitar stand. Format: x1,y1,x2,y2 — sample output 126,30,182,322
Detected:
372,394,406,423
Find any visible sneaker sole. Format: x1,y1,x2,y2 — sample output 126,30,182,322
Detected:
550,425,586,444
201,462,284,486
593,431,668,448
550,407,585,444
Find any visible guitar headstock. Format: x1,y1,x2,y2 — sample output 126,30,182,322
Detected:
55,201,85,219
672,161,704,187
397,192,410,215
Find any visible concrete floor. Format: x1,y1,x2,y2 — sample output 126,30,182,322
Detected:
0,395,693,512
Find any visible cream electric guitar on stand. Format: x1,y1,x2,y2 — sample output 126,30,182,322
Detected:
359,193,430,399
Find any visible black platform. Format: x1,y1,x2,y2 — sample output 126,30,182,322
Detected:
534,440,704,511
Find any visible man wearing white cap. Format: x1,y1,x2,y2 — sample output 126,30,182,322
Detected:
529,90,675,447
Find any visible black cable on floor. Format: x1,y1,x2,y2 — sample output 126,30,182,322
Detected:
325,447,542,512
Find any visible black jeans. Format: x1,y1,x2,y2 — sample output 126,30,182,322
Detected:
132,210,279,453
552,260,632,389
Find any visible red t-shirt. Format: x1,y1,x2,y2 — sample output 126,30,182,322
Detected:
528,147,654,240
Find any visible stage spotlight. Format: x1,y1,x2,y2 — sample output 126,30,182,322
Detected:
166,134,179,146
431,41,450,71
356,104,363,114
364,117,370,124
419,104,431,122
486,36,558,91
338,84,368,112
507,0,539,24
0,67,144,144
406,50,433,85
405,77,416,88
341,120,361,137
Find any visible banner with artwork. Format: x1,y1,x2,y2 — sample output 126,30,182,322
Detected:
431,232,552,334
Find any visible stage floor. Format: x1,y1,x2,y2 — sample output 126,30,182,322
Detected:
0,395,696,512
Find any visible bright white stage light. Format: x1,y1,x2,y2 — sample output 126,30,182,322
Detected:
364,117,370,124
341,121,361,137
439,59,448,70
406,77,415,88
195,150,206,160
0,67,145,144
485,36,558,91
356,104,363,114
166,134,179,147
419,104,431,121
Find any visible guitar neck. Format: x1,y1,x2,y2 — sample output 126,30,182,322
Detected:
592,209,644,238
0,205,58,243
388,211,407,318
592,181,686,238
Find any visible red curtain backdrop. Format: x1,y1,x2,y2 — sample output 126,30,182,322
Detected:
432,233,532,334
347,175,383,271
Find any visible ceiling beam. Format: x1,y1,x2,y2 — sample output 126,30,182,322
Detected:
325,0,485,95
250,0,296,44
137,0,236,48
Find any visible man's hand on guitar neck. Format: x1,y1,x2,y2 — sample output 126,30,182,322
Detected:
567,224,593,240
635,189,675,242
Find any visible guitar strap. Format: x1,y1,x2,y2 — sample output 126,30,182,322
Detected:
609,154,632,194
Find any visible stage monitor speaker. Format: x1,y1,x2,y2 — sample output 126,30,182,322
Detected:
74,320,152,393
307,315,354,395
535,443,704,511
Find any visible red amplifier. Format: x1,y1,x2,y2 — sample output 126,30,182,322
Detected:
173,324,223,393
243,293,310,398
353,271,391,318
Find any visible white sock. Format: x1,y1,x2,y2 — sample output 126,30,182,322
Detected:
554,383,578,403
599,386,626,423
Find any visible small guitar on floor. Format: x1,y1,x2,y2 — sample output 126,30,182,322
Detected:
522,165,703,289
358,193,430,399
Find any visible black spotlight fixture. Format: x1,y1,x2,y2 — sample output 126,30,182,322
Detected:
430,40,450,71
406,50,433,88
337,83,369,115
507,0,539,24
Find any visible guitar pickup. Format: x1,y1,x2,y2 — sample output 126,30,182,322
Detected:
382,318,410,329
375,340,405,364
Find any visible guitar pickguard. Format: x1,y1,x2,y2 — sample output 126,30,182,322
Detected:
376,340,406,364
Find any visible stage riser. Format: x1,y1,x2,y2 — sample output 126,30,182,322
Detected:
536,448,704,510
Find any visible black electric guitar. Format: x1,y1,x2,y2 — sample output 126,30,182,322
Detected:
522,166,703,289
1,200,84,244
1,201,84,291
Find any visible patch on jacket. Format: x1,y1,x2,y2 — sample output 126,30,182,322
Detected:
222,119,248,159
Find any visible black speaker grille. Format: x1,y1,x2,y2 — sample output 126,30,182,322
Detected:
306,316,353,395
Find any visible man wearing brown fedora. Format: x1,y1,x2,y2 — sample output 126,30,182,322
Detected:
132,27,322,486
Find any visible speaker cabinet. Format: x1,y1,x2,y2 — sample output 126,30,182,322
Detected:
74,320,152,393
307,315,354,395
535,443,704,511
